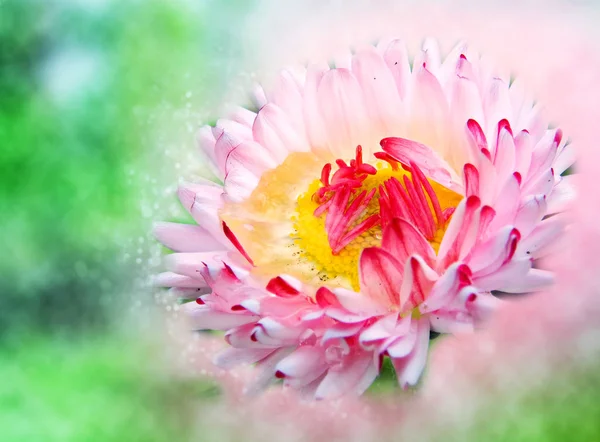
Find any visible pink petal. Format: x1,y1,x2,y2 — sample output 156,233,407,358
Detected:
381,218,436,267
469,226,521,276
414,39,442,76
196,125,220,178
257,296,314,318
215,117,253,141
225,140,277,177
429,311,474,334
315,353,375,399
164,252,226,280
526,129,560,180
381,39,411,101
153,271,206,288
391,318,430,388
322,322,365,343
252,103,302,163
547,175,576,215
466,119,489,156
153,222,226,253
315,286,342,309
229,106,257,127
514,129,534,177
517,216,565,259
499,268,554,293
251,84,267,109
514,195,547,237
449,64,485,139
267,68,307,141
352,360,380,396
167,287,205,300
437,196,481,267
474,149,498,204
483,78,512,134
330,287,386,318
302,63,329,153
325,308,369,324
222,221,255,266
493,124,516,184
246,347,294,396
408,63,452,158
182,303,258,331
359,247,404,307
254,317,304,344
400,256,439,310
553,143,576,176
379,137,458,190
177,181,227,244
351,46,402,135
222,161,259,203
488,174,521,232
213,347,275,369
386,323,419,359
266,275,301,298
225,323,273,349
420,263,470,313
214,130,243,176
472,258,532,291
317,68,369,157
275,346,328,388
359,312,399,345
463,163,480,197
522,167,555,197
465,291,503,322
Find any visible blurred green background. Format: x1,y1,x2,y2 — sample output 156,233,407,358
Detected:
1,0,599,441
1,0,244,440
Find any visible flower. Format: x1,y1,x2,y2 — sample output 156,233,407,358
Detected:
154,39,575,399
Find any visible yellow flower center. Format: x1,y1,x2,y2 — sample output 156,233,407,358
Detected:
220,148,462,290
292,157,461,290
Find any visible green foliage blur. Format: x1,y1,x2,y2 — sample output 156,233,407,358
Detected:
0,0,231,334
0,0,248,440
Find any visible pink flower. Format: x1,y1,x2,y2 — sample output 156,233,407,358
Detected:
154,39,574,399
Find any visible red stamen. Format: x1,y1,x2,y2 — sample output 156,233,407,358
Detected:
402,175,433,239
408,163,437,238
355,145,363,165
311,146,458,255
373,152,399,170
320,163,332,186
386,178,417,226
332,214,380,254
412,163,445,226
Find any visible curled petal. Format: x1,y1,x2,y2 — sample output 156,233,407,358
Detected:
380,137,459,189
391,318,430,389
315,352,376,400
